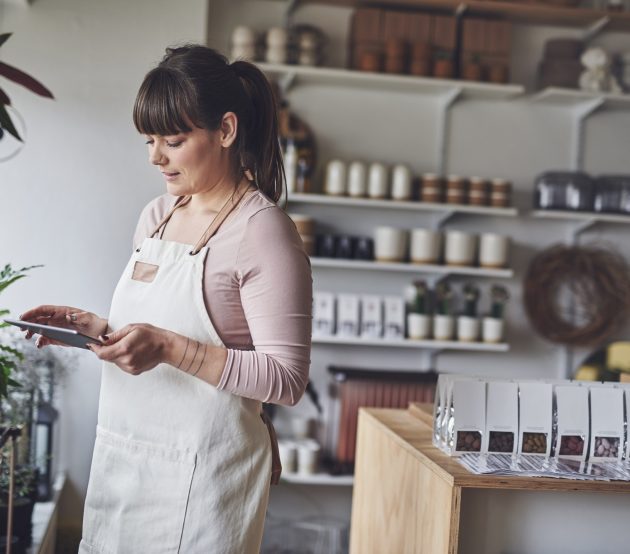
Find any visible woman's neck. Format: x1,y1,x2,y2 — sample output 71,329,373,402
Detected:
187,176,247,215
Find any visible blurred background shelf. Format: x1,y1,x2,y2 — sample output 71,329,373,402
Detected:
312,335,510,352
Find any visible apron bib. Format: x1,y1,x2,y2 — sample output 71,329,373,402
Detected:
80,183,280,554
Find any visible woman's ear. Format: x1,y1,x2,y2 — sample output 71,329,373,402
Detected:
220,112,238,148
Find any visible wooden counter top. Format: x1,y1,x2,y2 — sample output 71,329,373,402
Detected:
361,404,630,494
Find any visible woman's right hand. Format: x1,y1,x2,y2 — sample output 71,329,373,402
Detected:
19,305,109,348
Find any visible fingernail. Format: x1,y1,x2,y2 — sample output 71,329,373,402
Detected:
100,335,109,341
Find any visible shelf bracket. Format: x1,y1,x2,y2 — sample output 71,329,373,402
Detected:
278,71,298,96
283,0,300,27
454,3,468,18
568,218,596,244
570,97,604,172
583,16,611,43
432,210,455,230
422,348,443,371
436,88,462,177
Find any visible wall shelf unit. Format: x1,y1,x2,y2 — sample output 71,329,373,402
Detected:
532,210,630,225
313,335,509,352
532,88,630,110
280,472,355,486
311,257,514,279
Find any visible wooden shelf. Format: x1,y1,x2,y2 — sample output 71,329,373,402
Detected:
288,193,519,217
258,62,525,100
533,87,630,110
294,0,630,32
311,257,514,279
280,472,355,486
532,209,630,224
312,335,510,352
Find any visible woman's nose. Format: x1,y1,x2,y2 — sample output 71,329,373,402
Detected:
149,146,166,166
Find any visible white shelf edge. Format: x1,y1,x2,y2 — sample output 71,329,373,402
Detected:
310,257,514,279
312,335,510,352
531,210,630,225
258,62,525,100
280,472,354,486
288,193,519,217
532,87,630,109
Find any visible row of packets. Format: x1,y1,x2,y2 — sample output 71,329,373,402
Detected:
433,374,630,462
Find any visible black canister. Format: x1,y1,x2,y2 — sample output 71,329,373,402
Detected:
316,234,337,258
534,171,594,211
594,175,630,215
335,235,355,259
354,237,374,260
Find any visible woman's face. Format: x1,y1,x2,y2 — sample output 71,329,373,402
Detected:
144,124,230,197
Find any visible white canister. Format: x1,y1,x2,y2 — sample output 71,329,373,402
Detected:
347,161,368,197
457,316,480,342
232,26,257,47
482,317,504,343
391,164,412,201
374,226,408,262
433,314,455,341
231,45,257,61
267,27,289,47
324,160,347,196
291,417,311,440
410,229,441,264
479,233,509,268
368,162,389,199
444,231,477,266
278,440,297,473
265,45,288,64
297,440,320,475
407,313,432,340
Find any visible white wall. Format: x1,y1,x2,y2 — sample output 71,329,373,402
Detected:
0,0,207,527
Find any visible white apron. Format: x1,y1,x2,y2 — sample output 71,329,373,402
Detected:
79,183,280,554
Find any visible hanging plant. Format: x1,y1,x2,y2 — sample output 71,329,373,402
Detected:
0,33,54,142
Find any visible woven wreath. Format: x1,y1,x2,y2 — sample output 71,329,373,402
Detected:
523,244,630,346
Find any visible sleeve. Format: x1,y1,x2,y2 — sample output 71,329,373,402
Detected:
132,194,177,250
216,206,313,406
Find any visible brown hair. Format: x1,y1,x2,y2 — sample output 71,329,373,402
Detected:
133,44,284,203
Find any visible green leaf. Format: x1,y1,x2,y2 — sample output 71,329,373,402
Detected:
0,34,11,50
0,345,22,359
0,87,10,106
0,102,21,142
0,61,54,99
6,378,21,388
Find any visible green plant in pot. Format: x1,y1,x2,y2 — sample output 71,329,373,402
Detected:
407,280,432,340
483,285,509,344
457,283,480,342
432,281,454,341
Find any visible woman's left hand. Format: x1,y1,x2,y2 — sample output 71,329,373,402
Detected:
88,324,171,376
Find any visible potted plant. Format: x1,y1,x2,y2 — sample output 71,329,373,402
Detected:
433,281,454,340
462,54,483,82
433,50,454,79
457,283,480,342
483,285,509,343
407,280,431,340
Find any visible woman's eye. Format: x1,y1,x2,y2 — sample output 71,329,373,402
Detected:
167,141,183,148
145,139,154,145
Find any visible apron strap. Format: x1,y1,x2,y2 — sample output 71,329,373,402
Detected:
261,411,282,485
190,180,253,256
148,195,192,241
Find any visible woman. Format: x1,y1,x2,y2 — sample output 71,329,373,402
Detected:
20,44,312,553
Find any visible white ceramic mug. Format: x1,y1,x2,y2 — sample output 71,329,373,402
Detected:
324,160,347,196
291,417,311,440
457,316,480,342
410,229,441,264
297,440,320,475
407,313,431,340
374,227,408,262
278,440,297,473
482,317,504,343
368,162,389,199
391,164,412,201
347,161,367,197
444,231,477,266
479,233,509,268
433,314,455,340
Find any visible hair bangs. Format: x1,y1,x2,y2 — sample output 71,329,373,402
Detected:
133,68,200,136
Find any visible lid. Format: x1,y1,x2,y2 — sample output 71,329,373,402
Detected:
422,173,440,179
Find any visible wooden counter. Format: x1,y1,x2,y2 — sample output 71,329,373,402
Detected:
350,405,630,554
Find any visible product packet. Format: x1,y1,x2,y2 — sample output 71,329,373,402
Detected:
517,381,553,457
485,380,518,455
450,377,486,456
312,292,335,337
383,296,405,339
554,384,589,461
360,295,383,338
588,384,624,463
336,294,360,337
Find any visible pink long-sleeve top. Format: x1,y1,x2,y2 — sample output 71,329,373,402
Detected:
132,189,313,406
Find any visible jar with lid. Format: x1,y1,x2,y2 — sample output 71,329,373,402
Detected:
446,175,466,205
421,173,443,203
490,178,511,208
468,177,488,206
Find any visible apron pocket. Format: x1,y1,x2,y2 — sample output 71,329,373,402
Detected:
83,427,196,554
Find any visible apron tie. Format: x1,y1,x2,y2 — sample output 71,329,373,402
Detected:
260,411,282,485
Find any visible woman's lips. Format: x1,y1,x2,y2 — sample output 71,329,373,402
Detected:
162,171,180,182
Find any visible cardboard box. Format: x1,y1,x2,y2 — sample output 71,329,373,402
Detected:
312,292,335,337
554,384,589,462
336,294,360,337
588,385,624,462
360,295,383,338
517,382,553,457
485,381,518,455
383,296,405,339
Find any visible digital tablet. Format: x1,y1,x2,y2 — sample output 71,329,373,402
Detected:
3,318,103,349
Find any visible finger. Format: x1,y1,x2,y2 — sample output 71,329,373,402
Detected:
99,324,135,345
19,305,60,322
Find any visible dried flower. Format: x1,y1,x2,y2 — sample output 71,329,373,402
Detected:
490,285,510,319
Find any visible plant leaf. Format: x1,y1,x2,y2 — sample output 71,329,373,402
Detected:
0,34,11,50
0,61,54,99
0,102,21,142
0,87,10,106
